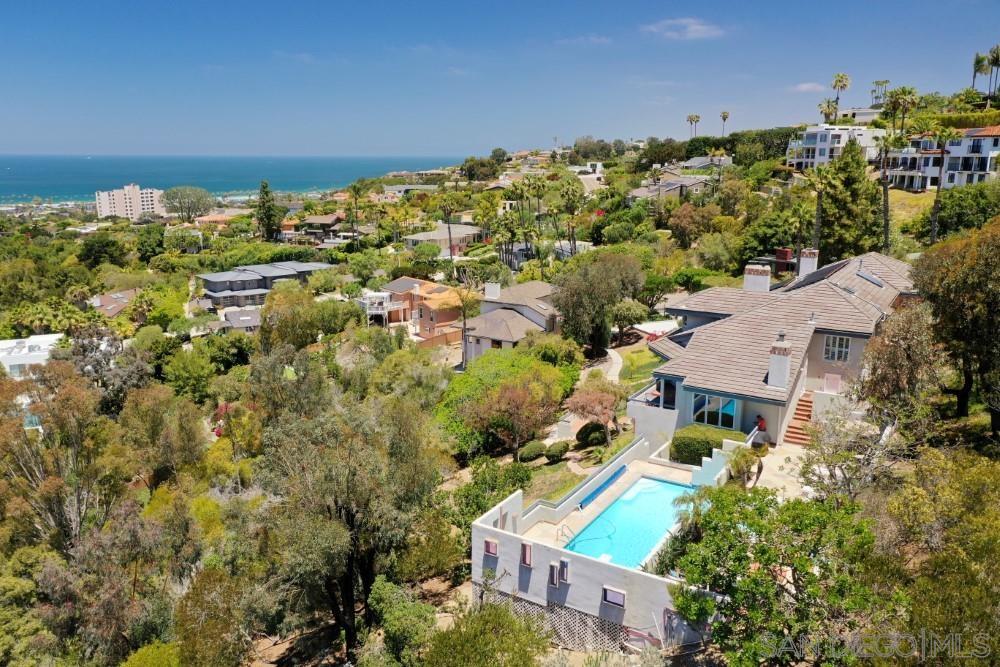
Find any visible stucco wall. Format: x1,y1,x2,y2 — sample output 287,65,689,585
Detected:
472,489,699,645
804,333,867,391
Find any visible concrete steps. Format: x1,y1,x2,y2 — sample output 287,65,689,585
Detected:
782,391,814,446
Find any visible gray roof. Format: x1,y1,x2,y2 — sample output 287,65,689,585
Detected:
655,252,913,402
224,309,262,328
648,336,687,360
404,223,481,242
196,261,331,283
383,276,434,294
465,309,544,342
486,280,557,319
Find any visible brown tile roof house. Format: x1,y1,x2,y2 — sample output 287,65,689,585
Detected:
90,288,141,318
631,252,915,446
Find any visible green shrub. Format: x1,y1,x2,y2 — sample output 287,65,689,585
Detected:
517,441,547,462
922,109,1000,129
575,422,606,447
544,440,571,463
670,424,744,465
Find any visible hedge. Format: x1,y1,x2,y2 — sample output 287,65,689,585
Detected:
575,422,607,448
518,441,547,462
670,424,745,465
922,110,1000,129
544,440,571,463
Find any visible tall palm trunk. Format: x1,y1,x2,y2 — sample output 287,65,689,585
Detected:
812,189,822,249
929,146,947,243
880,150,891,252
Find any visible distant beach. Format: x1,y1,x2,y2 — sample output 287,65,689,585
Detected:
0,155,462,205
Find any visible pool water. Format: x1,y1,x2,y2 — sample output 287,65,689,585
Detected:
565,477,693,568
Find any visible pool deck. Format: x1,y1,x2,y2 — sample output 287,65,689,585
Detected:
521,460,693,547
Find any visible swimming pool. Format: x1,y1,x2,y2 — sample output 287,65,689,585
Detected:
565,476,693,569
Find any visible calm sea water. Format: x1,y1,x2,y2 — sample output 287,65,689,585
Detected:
0,155,462,204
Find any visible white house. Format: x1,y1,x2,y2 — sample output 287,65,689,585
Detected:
628,250,915,447
0,334,64,379
886,126,1000,191
786,124,886,170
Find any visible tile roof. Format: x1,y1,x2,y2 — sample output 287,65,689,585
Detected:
656,252,913,402
464,309,544,342
487,281,557,318
91,288,140,318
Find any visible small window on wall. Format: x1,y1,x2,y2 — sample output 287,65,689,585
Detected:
558,559,570,584
548,563,559,587
823,335,851,362
520,543,532,567
483,539,498,557
602,587,626,608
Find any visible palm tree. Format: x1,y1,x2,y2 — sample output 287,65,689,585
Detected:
871,79,890,107
973,52,990,91
818,98,838,123
988,45,1000,108
672,486,714,542
346,181,367,241
686,114,700,138
523,173,547,240
804,166,830,250
929,125,963,243
874,132,905,252
708,147,727,192
437,188,464,279
720,110,730,136
895,86,919,132
831,72,851,116
558,179,584,256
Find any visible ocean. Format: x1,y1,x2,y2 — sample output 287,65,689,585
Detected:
0,155,462,204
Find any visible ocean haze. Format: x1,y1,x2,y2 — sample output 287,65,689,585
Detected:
0,155,462,204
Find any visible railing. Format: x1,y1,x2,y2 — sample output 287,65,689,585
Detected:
744,426,759,446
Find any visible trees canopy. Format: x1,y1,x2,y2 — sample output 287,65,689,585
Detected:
162,186,214,224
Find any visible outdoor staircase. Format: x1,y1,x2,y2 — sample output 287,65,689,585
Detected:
782,391,814,446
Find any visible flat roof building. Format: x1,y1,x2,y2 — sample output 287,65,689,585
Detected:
95,183,167,221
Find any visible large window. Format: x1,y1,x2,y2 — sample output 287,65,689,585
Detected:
824,335,851,362
692,393,736,429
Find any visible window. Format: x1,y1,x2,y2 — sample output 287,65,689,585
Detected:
418,307,424,318
548,563,559,587
559,559,570,584
818,148,826,157
823,335,850,362
692,393,736,429
521,543,532,567
483,539,498,557
602,587,626,608
948,173,956,183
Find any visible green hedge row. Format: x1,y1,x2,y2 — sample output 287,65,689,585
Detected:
670,424,745,465
921,110,1000,129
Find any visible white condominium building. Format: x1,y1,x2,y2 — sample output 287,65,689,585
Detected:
95,183,166,220
886,126,1000,191
786,124,885,171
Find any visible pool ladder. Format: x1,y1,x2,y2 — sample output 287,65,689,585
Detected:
557,524,577,545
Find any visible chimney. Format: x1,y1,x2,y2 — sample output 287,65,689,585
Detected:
767,330,792,389
798,248,819,278
484,282,501,300
743,264,771,293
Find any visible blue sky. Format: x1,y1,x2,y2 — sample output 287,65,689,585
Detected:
2,0,998,156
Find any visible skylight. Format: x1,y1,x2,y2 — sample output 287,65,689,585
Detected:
856,269,884,287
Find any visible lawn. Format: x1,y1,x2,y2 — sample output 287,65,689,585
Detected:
889,189,935,227
524,460,586,503
620,347,663,394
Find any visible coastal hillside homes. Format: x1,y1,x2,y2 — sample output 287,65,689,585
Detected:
0,334,64,379
628,250,914,446
628,175,710,203
95,183,166,221
403,222,481,257
194,207,252,226
196,261,332,308
837,106,881,124
886,126,1000,191
357,276,452,328
785,124,886,171
463,281,558,363
89,288,140,318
